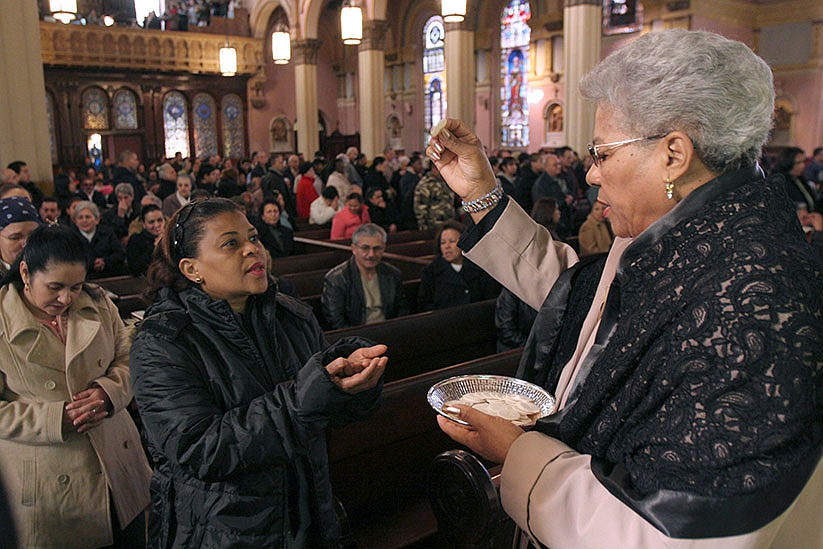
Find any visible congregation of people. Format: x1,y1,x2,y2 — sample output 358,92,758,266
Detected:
1,28,822,548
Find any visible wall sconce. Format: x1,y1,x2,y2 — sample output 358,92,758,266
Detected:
441,0,467,23
272,25,291,64
341,0,363,46
50,0,77,24
220,44,238,77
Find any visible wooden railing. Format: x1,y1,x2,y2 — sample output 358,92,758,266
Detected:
39,21,263,75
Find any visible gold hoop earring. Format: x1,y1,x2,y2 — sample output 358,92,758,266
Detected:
665,179,675,201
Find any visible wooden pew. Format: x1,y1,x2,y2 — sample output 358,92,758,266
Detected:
270,251,349,276
325,298,498,381
385,239,435,257
94,275,147,297
294,228,435,255
328,350,522,548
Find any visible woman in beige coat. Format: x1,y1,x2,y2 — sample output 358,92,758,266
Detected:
577,199,613,256
0,224,151,548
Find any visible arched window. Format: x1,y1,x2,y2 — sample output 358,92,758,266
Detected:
163,91,190,159
113,88,139,130
500,0,531,148
192,93,218,159
46,93,58,165
423,15,446,145
81,87,109,130
221,94,245,159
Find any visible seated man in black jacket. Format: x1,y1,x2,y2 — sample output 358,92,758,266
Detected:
321,223,408,329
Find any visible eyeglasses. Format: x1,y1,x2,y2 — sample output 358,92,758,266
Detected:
354,244,386,253
173,201,199,259
587,134,666,167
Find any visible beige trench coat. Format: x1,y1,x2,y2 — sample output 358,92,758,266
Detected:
0,283,151,548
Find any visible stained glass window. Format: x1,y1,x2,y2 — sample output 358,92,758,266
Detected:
113,88,139,130
193,93,218,159
82,87,109,130
423,15,446,146
163,91,190,159
221,94,245,159
46,94,58,165
500,0,531,148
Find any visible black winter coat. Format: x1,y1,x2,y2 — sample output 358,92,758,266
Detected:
76,224,125,278
125,229,156,277
256,220,294,258
321,257,408,329
130,284,382,548
417,256,500,311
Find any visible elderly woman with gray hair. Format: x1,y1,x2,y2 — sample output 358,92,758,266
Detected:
72,201,125,278
100,182,138,243
429,30,821,547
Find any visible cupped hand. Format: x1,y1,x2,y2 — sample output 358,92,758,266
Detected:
346,344,388,370
426,119,498,204
436,403,525,464
324,344,388,394
65,387,112,433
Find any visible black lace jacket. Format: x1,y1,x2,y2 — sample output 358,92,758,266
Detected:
517,165,822,538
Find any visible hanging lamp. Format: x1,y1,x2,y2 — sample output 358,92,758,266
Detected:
50,0,77,24
441,0,467,23
340,0,362,46
220,43,238,76
272,25,291,64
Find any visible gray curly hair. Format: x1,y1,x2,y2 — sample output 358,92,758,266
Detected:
580,29,774,174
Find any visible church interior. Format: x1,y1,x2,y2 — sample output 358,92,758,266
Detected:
0,1,820,548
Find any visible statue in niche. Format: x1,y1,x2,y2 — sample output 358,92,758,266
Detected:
548,104,563,133
271,117,292,152
387,114,403,150
388,115,402,139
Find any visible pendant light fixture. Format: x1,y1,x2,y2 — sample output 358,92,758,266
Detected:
340,0,362,46
220,43,238,76
272,25,291,65
50,0,78,24
441,0,467,23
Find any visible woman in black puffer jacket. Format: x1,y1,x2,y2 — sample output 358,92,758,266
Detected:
130,198,387,548
417,220,500,311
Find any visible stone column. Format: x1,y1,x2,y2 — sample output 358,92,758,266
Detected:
357,20,388,159
293,39,321,157
0,2,53,186
563,0,601,154
445,18,476,128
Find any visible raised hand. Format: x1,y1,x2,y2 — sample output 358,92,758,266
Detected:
426,119,498,205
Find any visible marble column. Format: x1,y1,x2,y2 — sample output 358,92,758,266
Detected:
445,18,476,128
563,0,601,154
293,39,321,157
0,0,53,187
357,20,388,159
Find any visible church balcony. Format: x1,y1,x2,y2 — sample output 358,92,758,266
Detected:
39,21,263,76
